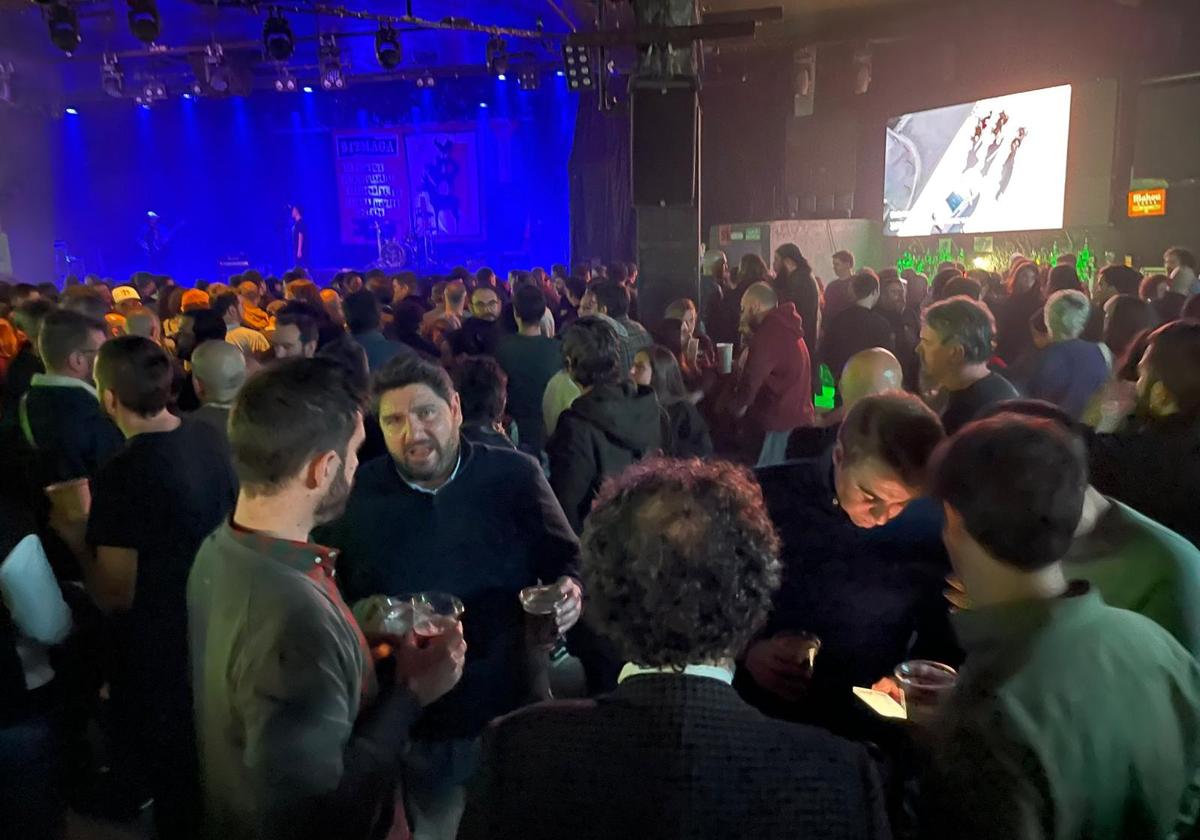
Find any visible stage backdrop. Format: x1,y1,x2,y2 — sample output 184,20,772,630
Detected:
52,78,575,281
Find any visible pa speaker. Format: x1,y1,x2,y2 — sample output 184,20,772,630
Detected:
631,83,698,207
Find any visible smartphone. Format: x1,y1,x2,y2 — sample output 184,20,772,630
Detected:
853,686,907,720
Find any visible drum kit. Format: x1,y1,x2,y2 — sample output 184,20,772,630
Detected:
371,207,437,271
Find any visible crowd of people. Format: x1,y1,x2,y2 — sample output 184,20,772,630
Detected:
2,239,1200,840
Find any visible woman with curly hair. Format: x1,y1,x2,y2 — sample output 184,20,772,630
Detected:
458,458,890,840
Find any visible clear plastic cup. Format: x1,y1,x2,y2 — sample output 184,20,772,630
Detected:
894,660,957,725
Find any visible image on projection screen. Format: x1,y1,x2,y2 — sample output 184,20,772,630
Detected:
883,84,1072,236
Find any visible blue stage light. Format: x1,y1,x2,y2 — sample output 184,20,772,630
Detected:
479,101,488,108
303,85,314,93
65,107,78,115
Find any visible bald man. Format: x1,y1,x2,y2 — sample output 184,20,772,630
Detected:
124,307,162,344
188,340,246,442
786,348,904,459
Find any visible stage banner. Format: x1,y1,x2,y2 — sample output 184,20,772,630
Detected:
334,131,410,245
404,130,483,240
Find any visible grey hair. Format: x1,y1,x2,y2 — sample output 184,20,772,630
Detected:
1044,290,1091,341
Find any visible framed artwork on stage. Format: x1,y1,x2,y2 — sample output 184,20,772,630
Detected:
333,131,411,245
404,130,483,240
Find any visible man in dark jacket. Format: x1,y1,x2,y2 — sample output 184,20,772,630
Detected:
742,393,955,732
772,243,822,345
1,299,51,428
494,286,562,453
316,354,581,839
819,270,896,385
546,317,665,535
459,458,891,840
345,289,414,372
729,283,815,467
1086,320,1200,547
21,308,124,485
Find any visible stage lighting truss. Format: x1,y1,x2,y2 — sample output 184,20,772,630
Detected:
202,43,230,95
135,78,167,106
47,3,81,56
561,43,594,91
486,36,509,77
319,34,346,90
263,9,295,62
127,0,161,45
517,65,539,91
101,52,124,98
375,25,402,70
0,62,13,105
273,65,297,92
415,69,436,88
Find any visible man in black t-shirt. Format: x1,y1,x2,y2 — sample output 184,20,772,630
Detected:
87,336,237,839
918,296,1018,434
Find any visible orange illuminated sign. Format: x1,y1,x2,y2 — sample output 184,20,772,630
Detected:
1128,188,1167,218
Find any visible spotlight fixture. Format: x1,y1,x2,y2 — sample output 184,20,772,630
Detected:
65,107,78,115
375,25,402,70
203,43,230,94
101,53,124,98
263,10,294,62
135,78,167,106
517,65,539,92
127,0,160,45
273,66,297,92
0,62,13,105
485,36,509,77
415,69,436,88
318,34,345,90
47,4,81,56
853,46,872,95
561,43,594,91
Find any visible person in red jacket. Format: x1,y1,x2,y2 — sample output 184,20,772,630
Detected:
729,283,815,466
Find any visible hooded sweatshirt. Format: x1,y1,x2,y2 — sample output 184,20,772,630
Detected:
546,381,665,533
731,303,815,433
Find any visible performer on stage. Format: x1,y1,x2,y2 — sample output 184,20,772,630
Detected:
290,204,309,268
140,211,164,271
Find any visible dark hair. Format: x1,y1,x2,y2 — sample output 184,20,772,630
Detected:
371,352,455,416
774,243,809,275
837,392,945,488
392,299,426,334
562,316,623,388
930,268,964,301
1098,264,1142,298
211,292,239,320
1166,247,1198,271
580,458,781,669
12,298,54,338
159,287,185,322
316,334,370,396
607,262,630,285
923,296,997,364
1115,328,1153,382
940,275,982,301
186,308,228,344
832,250,854,265
1103,295,1158,358
644,345,689,406
932,416,1086,570
590,280,631,319
35,282,60,303
1145,320,1200,418
39,309,106,371
1140,273,1171,301
564,275,587,301
230,358,363,493
1047,264,1083,295
850,270,880,301
513,284,547,325
738,253,771,285
475,267,496,287
60,286,110,321
976,398,1074,430
1183,294,1200,322
96,335,172,417
451,355,507,425
343,289,382,334
650,318,685,359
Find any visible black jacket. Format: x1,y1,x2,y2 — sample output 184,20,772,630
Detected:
772,267,822,347
820,305,896,382
546,382,665,534
22,381,124,484
0,344,42,427
1087,416,1200,548
450,318,501,357
663,399,713,458
459,674,892,840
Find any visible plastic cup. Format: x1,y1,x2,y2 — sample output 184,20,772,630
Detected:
894,660,957,725
520,584,564,649
716,342,734,374
410,592,464,638
44,478,91,522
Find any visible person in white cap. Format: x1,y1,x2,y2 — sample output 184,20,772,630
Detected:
111,285,142,316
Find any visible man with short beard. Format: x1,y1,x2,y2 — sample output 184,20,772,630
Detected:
317,354,582,840
189,358,466,840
